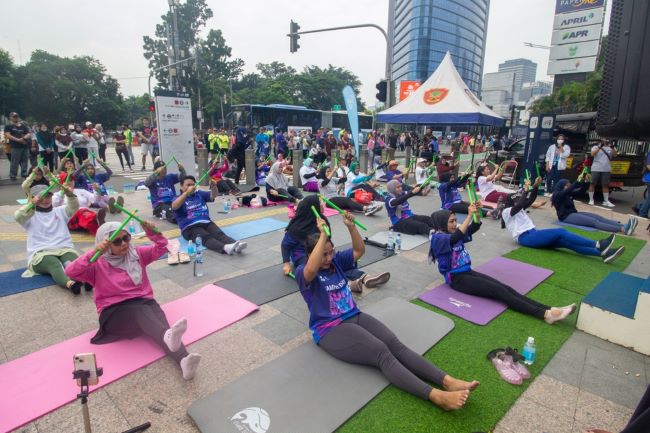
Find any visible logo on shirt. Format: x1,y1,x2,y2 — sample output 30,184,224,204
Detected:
230,407,270,433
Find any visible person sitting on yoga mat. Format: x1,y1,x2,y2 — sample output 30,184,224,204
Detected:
15,184,86,294
319,166,383,216
344,161,384,203
172,176,246,255
296,211,478,410
385,160,413,192
281,195,390,293
551,179,638,235
144,158,186,223
385,180,434,236
429,206,576,324
65,221,201,380
266,161,303,204
299,158,319,192
53,172,106,235
438,171,498,219
503,176,625,263
208,157,241,196
475,162,516,204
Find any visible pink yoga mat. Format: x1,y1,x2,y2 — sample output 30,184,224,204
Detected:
322,207,340,217
418,257,553,325
0,285,258,433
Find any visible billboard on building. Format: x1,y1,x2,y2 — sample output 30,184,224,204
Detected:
553,7,604,29
549,39,600,60
547,56,598,75
555,0,604,14
399,81,421,101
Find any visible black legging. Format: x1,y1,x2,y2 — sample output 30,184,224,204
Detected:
319,312,446,400
182,221,235,254
216,179,239,194
39,150,56,171
448,202,470,214
350,183,383,201
153,203,177,224
451,270,548,319
116,147,132,170
100,299,188,364
327,196,364,212
622,384,650,433
234,152,245,184
393,215,434,236
268,186,303,203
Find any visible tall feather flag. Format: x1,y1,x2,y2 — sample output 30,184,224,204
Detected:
342,85,360,159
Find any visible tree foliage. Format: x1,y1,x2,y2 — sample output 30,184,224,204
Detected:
0,49,17,115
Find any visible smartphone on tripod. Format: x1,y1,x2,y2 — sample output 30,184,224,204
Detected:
73,353,99,386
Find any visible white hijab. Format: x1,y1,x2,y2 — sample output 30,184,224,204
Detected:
95,221,142,285
265,162,289,190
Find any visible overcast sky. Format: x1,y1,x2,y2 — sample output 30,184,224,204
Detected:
1,0,609,106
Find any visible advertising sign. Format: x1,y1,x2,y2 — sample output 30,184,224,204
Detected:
555,0,604,15
549,39,600,60
547,56,598,75
553,7,604,29
399,81,421,101
155,90,196,176
523,114,555,184
342,85,360,157
551,23,601,45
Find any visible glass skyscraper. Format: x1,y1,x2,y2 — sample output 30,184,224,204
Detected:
388,0,490,96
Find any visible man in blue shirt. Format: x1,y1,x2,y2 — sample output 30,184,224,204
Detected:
255,127,270,159
144,159,186,223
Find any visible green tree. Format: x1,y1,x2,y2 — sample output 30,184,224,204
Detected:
0,49,17,116
297,65,365,111
123,94,153,129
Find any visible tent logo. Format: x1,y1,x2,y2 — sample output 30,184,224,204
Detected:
423,88,449,105
230,407,270,433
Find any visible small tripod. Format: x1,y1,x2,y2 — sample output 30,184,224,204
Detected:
72,368,151,433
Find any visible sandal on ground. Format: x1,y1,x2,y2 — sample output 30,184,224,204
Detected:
168,253,181,265
487,349,523,385
178,252,191,264
503,347,531,379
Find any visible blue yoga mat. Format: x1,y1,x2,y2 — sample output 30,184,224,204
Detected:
583,272,646,319
16,198,28,205
553,221,598,231
0,269,55,298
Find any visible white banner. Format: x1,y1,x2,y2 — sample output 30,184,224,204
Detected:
553,7,604,30
155,91,196,177
547,56,597,75
549,39,600,60
551,23,602,45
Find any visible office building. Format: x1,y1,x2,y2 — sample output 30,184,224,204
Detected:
519,81,553,103
388,0,490,97
497,58,537,103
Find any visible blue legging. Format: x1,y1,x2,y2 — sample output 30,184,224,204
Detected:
562,211,622,233
518,228,600,256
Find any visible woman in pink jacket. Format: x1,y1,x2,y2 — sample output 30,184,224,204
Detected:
65,221,201,380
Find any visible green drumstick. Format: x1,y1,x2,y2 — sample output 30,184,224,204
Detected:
90,211,138,263
27,182,59,210
467,179,480,223
535,162,541,178
310,205,331,237
318,195,367,231
113,202,160,233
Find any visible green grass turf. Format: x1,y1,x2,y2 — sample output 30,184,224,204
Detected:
337,230,646,433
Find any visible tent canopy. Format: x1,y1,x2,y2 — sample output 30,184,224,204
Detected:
377,52,505,127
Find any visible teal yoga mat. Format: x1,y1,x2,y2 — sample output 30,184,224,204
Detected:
0,269,55,297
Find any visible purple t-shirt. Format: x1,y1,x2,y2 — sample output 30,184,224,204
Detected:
385,193,414,226
172,190,212,231
429,232,473,284
296,248,360,343
147,173,181,207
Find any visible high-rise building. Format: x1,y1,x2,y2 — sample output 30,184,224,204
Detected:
497,58,537,103
388,0,490,98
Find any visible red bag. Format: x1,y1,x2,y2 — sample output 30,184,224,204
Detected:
353,189,373,205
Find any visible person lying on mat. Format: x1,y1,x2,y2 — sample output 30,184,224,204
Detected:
475,162,516,204
551,178,638,235
144,158,186,224
344,162,384,203
265,161,303,205
319,166,383,216
438,171,499,219
299,158,319,192
385,180,435,236
53,172,106,235
281,195,390,293
172,176,246,255
65,221,201,380
15,184,87,294
296,210,478,410
429,206,576,324
502,176,626,263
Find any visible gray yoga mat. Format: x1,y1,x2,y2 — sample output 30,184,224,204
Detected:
368,231,429,250
218,244,390,305
187,297,455,433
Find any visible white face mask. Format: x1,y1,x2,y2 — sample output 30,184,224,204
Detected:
557,139,564,145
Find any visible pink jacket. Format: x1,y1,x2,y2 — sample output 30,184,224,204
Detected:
65,231,168,314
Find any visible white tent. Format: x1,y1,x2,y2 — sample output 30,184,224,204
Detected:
377,52,505,126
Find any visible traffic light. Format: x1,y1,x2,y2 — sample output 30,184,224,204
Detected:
289,20,301,53
375,80,387,102
149,99,155,112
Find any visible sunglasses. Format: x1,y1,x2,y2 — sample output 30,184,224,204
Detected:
111,233,132,246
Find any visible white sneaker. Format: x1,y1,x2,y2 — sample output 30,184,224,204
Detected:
543,193,552,198
588,200,595,206
602,201,615,208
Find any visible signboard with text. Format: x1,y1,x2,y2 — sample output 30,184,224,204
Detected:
547,56,598,75
555,0,604,15
154,90,196,177
550,23,602,45
553,7,604,29
549,39,600,60
399,81,421,101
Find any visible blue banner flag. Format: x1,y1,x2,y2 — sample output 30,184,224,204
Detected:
342,85,360,159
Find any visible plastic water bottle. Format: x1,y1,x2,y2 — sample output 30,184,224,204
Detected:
395,233,402,255
522,336,536,365
107,185,115,195
224,198,231,213
161,209,167,221
187,240,196,257
386,229,395,252
128,220,136,236
194,236,204,277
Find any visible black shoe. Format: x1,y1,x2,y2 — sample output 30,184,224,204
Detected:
597,234,615,256
108,197,117,214
603,246,625,264
84,282,93,291
69,281,83,295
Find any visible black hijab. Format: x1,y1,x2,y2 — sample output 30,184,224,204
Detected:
430,210,451,233
286,195,330,239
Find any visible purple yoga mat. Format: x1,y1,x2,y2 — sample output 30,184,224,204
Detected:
418,257,553,325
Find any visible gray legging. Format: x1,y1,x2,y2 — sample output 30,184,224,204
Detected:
563,211,622,233
318,312,446,400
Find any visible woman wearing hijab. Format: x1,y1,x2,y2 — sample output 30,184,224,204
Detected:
551,178,637,235
502,176,625,263
299,158,319,192
14,183,86,294
35,123,56,171
429,206,575,324
65,221,201,380
266,161,303,204
384,180,434,235
319,166,382,216
281,196,389,293
296,211,478,410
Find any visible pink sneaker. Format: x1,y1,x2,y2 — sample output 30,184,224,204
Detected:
503,347,531,380
488,349,523,385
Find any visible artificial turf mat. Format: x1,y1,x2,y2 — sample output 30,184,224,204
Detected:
337,229,646,433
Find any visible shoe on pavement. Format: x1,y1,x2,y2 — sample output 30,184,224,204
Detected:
588,200,595,205
603,246,625,264
602,201,615,208
624,217,638,235
364,203,382,216
362,272,391,288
